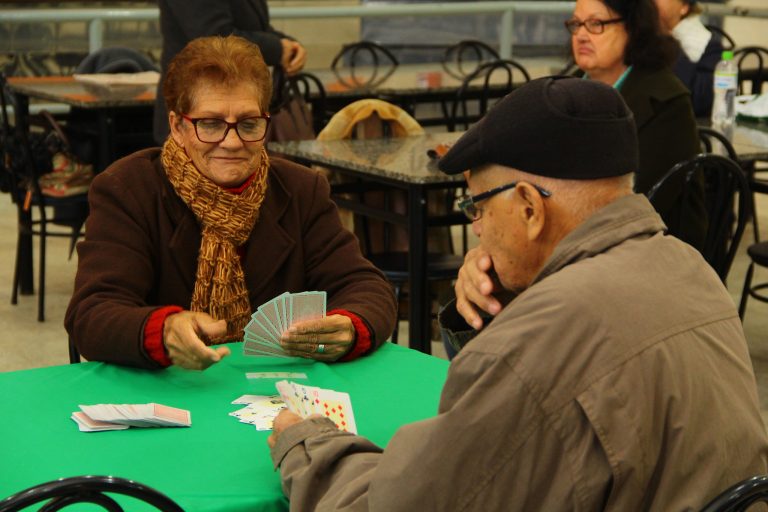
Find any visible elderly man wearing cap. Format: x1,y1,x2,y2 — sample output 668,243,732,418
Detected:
266,77,767,510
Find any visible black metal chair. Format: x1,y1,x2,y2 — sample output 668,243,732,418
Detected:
0,475,184,512
700,475,768,512
738,241,768,321
330,41,399,90
704,24,736,51
699,125,767,243
447,58,530,131
270,69,328,137
646,154,751,283
698,126,738,161
1,73,90,322
734,46,768,95
441,39,500,80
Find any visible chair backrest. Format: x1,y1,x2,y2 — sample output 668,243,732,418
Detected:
700,475,768,512
270,70,327,136
317,99,424,254
75,47,159,74
734,46,768,95
330,41,399,90
705,24,736,51
0,475,184,512
698,126,738,161
317,98,423,141
448,58,530,131
442,39,500,80
646,153,751,281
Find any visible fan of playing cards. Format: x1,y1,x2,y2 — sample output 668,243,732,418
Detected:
243,291,326,357
276,380,357,433
72,403,191,432
228,381,357,434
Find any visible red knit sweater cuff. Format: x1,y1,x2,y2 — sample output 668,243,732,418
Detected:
329,308,372,362
144,306,183,367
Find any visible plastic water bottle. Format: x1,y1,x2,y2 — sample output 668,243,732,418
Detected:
711,50,738,136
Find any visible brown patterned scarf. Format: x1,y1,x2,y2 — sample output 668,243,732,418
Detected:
161,136,269,343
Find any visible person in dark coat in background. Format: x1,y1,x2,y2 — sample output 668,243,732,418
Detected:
655,0,724,117
153,0,307,143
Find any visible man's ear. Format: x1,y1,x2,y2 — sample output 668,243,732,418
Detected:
515,182,547,242
168,111,185,147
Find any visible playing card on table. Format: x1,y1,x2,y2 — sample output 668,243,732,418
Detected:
228,394,286,430
71,411,129,432
76,403,191,429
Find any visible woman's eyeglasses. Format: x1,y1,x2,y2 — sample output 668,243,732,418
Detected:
457,181,552,222
180,113,271,143
564,17,624,35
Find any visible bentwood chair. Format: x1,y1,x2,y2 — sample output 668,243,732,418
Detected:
1,73,90,322
734,46,768,95
0,475,184,512
698,125,767,243
447,58,530,131
704,24,736,51
647,154,751,283
330,41,399,90
269,68,327,139
441,40,500,80
700,475,768,512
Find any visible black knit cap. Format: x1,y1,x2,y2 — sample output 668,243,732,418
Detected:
438,76,639,179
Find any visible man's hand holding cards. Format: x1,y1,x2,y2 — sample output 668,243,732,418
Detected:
243,291,355,361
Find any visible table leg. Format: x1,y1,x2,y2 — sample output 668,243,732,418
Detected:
13,94,33,295
407,186,430,353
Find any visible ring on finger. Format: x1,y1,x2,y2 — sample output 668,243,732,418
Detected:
316,344,326,354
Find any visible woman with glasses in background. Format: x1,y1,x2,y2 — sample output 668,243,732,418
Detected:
566,0,705,250
66,35,396,370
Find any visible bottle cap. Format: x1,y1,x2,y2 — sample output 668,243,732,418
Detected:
722,50,734,60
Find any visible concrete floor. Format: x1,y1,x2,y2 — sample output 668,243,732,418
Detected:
1,185,767,424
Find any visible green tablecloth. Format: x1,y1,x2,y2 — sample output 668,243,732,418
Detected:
0,342,448,511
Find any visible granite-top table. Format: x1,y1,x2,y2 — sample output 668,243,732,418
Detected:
270,132,466,353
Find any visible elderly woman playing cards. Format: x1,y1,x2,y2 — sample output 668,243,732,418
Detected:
65,35,397,370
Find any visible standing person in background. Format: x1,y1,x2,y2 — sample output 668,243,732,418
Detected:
655,0,724,117
153,0,307,144
567,0,705,250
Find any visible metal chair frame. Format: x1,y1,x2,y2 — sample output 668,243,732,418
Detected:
448,58,530,132
646,153,751,283
704,24,736,50
734,46,768,95
441,39,500,80
700,474,768,512
0,475,184,512
1,72,89,322
330,41,399,90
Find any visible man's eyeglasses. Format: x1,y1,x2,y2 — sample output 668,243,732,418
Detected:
564,17,624,35
457,181,552,222
180,113,271,143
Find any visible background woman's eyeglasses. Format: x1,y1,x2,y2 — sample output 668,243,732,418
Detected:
180,113,271,143
564,17,624,35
